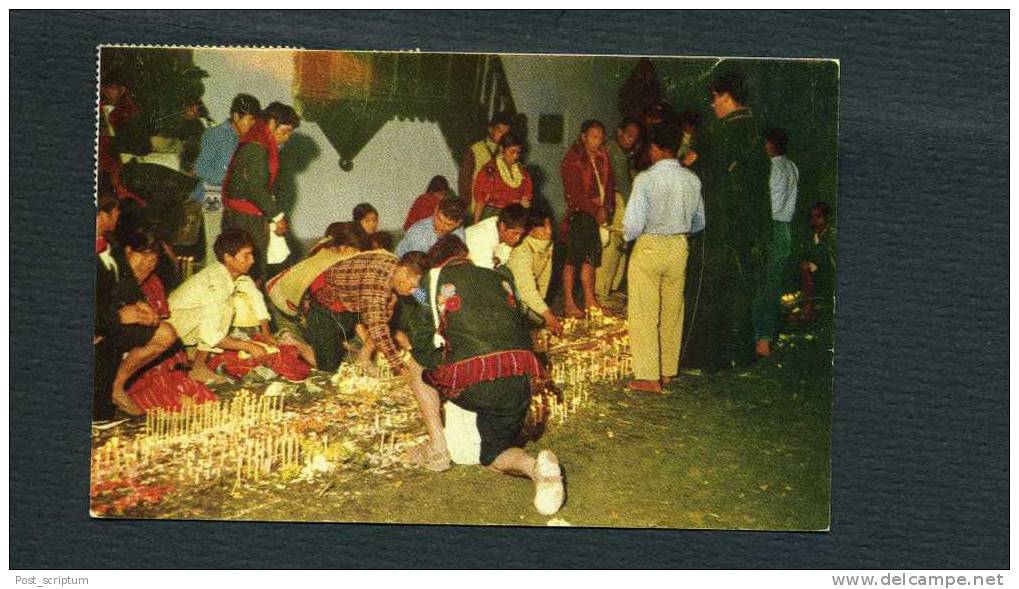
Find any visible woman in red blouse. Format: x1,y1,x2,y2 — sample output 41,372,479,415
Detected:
472,133,533,224
403,175,452,231
559,119,615,318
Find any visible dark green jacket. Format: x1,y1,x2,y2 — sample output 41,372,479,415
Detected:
404,262,531,369
225,143,281,218
696,108,772,254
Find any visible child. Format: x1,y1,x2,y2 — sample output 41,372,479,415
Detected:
353,202,379,236
791,201,836,323
754,127,799,357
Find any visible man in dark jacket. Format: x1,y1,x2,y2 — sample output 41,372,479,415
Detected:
402,235,566,516
683,71,773,372
222,102,300,283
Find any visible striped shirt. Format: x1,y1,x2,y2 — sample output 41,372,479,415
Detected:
315,252,403,371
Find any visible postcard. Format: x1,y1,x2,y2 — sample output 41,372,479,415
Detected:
92,46,836,530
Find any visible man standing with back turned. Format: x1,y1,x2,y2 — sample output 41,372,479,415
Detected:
623,123,705,393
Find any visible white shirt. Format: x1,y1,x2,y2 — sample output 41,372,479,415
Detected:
167,262,269,352
465,216,512,269
770,155,799,223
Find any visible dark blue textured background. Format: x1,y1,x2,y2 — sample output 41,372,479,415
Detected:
10,10,1009,569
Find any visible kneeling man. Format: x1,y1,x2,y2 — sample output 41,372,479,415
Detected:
403,234,565,516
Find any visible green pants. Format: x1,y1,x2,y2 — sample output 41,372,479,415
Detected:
304,299,359,373
268,299,306,341
752,221,791,342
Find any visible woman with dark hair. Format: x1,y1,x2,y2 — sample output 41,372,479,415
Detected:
403,176,452,231
266,222,369,366
352,203,379,236
472,133,533,224
96,222,215,416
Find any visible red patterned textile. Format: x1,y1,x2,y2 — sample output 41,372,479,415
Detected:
140,274,170,319
309,274,349,313
127,350,217,412
423,349,545,400
207,340,312,381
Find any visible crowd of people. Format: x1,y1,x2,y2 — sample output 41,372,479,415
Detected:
95,67,834,516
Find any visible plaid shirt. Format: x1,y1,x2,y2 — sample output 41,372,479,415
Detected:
316,252,403,371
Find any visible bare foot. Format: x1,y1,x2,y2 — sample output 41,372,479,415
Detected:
660,375,673,386
563,304,585,319
628,379,662,394
189,363,229,385
111,387,144,416
402,442,451,472
586,299,612,316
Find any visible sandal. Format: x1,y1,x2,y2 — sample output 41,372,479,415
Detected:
533,449,565,515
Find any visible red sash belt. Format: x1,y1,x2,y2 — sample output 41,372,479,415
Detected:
310,274,349,313
424,349,545,400
223,196,263,217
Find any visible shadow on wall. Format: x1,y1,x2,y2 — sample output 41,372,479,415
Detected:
276,133,321,218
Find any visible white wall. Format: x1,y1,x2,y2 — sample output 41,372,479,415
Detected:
194,48,457,240
194,48,635,238
196,48,295,122
289,118,457,239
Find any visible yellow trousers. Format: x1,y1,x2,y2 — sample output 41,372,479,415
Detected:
596,232,627,298
596,193,628,298
627,234,689,381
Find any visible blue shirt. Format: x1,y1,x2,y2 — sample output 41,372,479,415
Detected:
622,158,705,242
769,155,799,223
395,217,466,257
192,121,239,201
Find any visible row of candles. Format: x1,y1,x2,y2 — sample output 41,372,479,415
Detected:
529,323,632,427
144,391,285,440
94,391,303,487
92,424,308,488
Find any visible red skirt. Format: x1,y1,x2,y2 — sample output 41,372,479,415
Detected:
127,351,217,412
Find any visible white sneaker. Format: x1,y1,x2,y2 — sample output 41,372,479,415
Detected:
533,450,564,515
